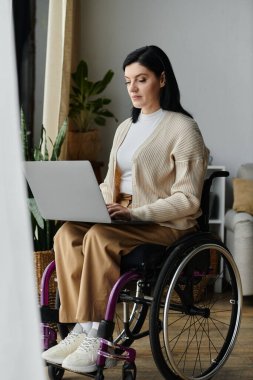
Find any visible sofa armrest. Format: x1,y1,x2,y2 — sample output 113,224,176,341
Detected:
225,209,253,231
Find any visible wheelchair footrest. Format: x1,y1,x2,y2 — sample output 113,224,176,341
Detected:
98,338,136,363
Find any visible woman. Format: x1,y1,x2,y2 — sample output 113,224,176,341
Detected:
42,45,209,373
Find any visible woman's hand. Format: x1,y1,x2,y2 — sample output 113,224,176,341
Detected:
106,203,131,221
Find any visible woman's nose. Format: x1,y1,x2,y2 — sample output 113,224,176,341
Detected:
129,81,138,93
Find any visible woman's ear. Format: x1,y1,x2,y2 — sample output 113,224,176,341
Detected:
160,71,166,88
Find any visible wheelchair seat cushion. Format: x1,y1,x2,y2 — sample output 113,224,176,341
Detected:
120,243,167,274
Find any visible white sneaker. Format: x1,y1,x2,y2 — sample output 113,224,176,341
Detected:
42,324,87,365
62,328,117,373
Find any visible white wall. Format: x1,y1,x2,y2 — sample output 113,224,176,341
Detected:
80,0,253,204
35,0,253,204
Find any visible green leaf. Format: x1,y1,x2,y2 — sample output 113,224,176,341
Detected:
44,135,49,161
89,70,114,96
51,119,68,160
38,124,44,151
33,147,44,161
98,109,115,118
89,98,104,111
82,80,93,97
71,86,81,97
102,98,111,105
94,116,106,126
28,198,44,229
20,108,30,160
73,60,88,86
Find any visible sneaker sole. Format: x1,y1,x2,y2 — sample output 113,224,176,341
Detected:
42,356,64,365
62,363,97,373
62,359,117,374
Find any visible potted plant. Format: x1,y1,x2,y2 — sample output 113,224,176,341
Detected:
21,109,67,251
67,59,117,160
21,110,67,302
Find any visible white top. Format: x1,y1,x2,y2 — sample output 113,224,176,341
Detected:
117,109,164,194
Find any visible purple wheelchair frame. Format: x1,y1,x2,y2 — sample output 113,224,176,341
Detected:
41,259,139,376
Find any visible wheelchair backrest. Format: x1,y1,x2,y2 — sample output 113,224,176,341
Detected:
197,170,229,232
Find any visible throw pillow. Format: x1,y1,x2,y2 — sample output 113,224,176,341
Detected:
233,178,253,215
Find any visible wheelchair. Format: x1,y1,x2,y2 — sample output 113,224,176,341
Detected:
40,170,243,380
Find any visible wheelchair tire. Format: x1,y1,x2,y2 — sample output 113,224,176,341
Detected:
149,235,242,380
48,364,65,380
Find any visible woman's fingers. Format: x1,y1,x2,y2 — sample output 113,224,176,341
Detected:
106,203,131,221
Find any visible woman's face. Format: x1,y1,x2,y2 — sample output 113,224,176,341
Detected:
124,62,165,114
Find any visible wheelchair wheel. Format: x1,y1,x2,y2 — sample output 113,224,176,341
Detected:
150,237,242,380
113,277,149,346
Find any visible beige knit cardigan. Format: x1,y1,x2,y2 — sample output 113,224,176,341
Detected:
100,111,209,230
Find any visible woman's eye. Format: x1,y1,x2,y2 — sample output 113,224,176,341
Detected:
124,78,146,85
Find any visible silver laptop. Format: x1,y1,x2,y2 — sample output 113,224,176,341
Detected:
23,160,150,224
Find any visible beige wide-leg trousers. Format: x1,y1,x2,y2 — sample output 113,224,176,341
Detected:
54,205,195,323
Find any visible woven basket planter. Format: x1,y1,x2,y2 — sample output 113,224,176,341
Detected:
34,250,56,302
34,250,57,331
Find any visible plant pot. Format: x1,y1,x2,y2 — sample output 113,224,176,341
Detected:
34,250,56,303
34,250,57,331
66,129,101,161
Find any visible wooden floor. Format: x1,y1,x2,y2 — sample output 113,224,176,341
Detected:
45,296,253,380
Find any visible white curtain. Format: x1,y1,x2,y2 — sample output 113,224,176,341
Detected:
0,1,45,379
43,0,80,157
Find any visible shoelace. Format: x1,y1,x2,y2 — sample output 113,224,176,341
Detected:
77,336,100,352
60,331,80,346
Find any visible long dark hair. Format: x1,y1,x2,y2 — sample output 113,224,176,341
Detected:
123,45,192,122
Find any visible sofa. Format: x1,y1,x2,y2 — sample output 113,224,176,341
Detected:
225,163,253,295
